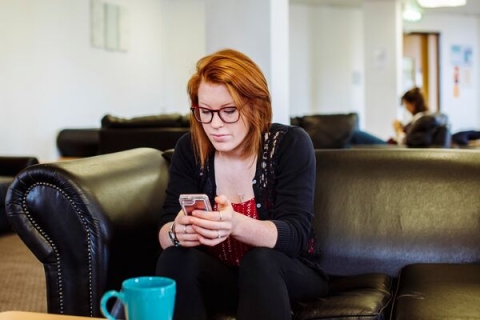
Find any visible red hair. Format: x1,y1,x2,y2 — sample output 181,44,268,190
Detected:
187,49,272,167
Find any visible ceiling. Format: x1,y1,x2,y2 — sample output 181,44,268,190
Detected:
289,0,480,16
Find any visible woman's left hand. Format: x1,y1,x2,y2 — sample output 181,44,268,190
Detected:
189,195,234,246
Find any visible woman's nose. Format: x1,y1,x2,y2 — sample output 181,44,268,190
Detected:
210,112,224,128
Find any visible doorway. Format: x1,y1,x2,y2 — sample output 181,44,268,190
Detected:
403,32,440,111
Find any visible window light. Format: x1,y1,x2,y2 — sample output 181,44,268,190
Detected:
417,0,467,8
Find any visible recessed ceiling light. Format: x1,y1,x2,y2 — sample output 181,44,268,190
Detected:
417,0,467,8
403,1,422,21
404,8,422,21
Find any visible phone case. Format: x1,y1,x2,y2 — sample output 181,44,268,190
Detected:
179,194,212,215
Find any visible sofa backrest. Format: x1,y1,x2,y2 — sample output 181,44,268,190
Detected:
292,113,359,149
313,148,480,277
99,114,191,154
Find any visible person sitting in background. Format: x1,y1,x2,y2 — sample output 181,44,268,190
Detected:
348,129,387,145
391,87,429,144
156,48,328,320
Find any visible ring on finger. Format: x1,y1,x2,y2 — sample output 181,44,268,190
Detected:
217,230,221,239
183,225,187,234
219,212,223,221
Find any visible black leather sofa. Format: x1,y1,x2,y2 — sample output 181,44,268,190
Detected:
98,113,191,154
56,113,360,157
0,156,39,234
56,128,100,158
6,148,480,319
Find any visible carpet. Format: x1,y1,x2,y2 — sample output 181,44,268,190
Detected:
0,233,46,312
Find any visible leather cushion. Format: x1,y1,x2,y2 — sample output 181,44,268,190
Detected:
101,113,189,128
56,128,100,157
299,113,358,149
99,128,189,154
294,273,392,320
391,263,480,320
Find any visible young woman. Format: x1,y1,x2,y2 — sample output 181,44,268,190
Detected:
393,87,429,142
156,49,328,320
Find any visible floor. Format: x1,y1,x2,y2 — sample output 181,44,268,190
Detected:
0,233,46,313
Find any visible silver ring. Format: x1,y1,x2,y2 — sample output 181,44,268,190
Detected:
219,212,223,221
183,225,187,234
217,230,221,239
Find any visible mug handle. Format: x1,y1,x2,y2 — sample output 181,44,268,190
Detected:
100,290,125,320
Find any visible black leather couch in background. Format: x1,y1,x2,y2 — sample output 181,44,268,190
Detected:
291,112,358,148
0,156,39,234
56,111,452,158
98,113,191,155
6,148,480,319
56,113,359,157
56,128,100,158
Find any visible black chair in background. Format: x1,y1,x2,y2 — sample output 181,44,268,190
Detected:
405,112,451,148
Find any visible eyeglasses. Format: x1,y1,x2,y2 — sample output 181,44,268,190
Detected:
191,106,240,124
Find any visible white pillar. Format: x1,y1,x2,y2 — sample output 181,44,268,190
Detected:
363,0,403,139
205,0,290,124
269,0,290,125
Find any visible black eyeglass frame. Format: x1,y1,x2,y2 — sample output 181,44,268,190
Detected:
190,106,240,124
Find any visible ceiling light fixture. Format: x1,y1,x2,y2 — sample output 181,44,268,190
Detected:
403,8,422,21
417,0,467,8
403,1,422,22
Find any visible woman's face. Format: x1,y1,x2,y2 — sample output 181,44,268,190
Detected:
404,101,416,115
197,81,250,155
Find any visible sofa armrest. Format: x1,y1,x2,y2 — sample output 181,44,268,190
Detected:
5,148,169,317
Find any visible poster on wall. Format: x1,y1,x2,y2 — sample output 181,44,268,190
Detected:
450,45,473,97
90,0,129,52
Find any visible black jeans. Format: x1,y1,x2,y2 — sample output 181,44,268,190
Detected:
156,246,328,320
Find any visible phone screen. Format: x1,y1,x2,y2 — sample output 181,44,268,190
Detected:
179,194,212,215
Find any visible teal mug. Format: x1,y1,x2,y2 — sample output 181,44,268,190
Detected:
101,276,176,320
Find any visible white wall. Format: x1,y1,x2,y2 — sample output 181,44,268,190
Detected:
290,4,312,117
205,0,290,125
363,1,403,139
290,4,365,125
0,0,166,161
161,0,206,115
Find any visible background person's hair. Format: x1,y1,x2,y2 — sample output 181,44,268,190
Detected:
401,87,428,115
187,49,272,167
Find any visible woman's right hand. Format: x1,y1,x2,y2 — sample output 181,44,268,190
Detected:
393,120,404,133
172,211,202,247
159,211,202,249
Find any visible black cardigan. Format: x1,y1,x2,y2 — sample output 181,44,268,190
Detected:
160,123,325,277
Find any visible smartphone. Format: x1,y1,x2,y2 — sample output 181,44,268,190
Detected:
179,194,212,215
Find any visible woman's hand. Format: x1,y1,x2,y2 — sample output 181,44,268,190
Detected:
171,211,203,247
189,195,234,246
393,120,404,134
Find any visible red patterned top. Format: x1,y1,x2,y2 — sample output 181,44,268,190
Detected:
207,198,259,266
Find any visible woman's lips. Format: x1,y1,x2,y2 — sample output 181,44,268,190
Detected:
211,134,229,142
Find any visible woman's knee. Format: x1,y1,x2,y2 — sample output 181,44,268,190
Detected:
241,247,284,265
156,247,202,281
239,248,285,279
